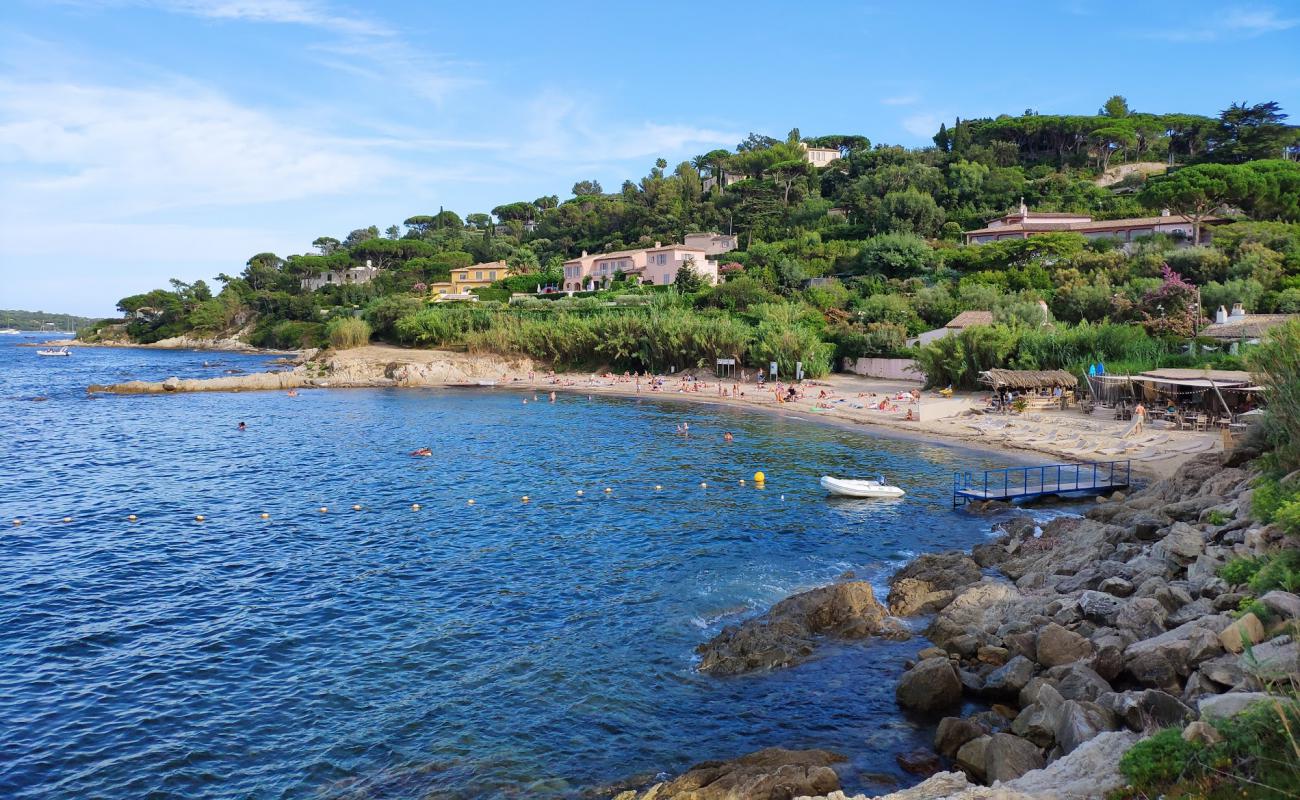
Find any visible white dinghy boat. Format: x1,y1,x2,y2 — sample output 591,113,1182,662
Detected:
819,475,905,499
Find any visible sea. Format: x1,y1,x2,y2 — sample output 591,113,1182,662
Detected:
0,334,1039,799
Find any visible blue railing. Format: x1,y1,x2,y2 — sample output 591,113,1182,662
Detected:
953,460,1131,506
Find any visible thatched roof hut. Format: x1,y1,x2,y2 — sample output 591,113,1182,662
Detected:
979,369,1078,390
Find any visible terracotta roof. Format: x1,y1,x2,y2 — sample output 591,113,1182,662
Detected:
990,211,1090,222
1202,315,1297,340
946,310,994,328
966,215,1220,238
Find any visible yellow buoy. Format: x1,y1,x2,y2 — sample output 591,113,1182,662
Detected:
62,516,72,523
319,506,328,513
260,512,270,520
411,503,421,511
127,514,138,522
521,495,529,503
352,504,362,511
753,471,765,483
195,515,205,522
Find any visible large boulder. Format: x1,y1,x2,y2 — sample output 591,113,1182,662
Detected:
887,552,982,616
1124,618,1226,689
896,656,962,713
954,735,990,783
1259,591,1300,620
934,717,989,758
1054,699,1119,754
1097,688,1196,732
1053,663,1112,702
1036,623,1094,667
1002,731,1139,798
981,655,1035,699
1116,597,1168,640
1198,691,1273,721
924,580,1021,649
615,747,843,800
1078,591,1124,624
1218,613,1265,653
984,732,1044,783
1011,701,1060,748
696,582,902,675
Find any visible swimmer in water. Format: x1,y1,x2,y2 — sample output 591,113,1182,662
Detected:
723,431,733,442
410,447,432,457
237,421,246,431
287,389,298,397
549,391,556,402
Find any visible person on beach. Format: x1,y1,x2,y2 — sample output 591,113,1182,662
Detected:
1133,402,1147,433
237,421,246,431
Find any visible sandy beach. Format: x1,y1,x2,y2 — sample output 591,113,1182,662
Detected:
86,343,1229,479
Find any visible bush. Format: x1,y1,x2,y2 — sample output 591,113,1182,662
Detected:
1248,550,1300,594
1220,557,1265,587
1250,320,1300,472
1118,727,1203,787
250,320,325,349
1274,498,1300,537
1205,509,1231,526
325,317,371,349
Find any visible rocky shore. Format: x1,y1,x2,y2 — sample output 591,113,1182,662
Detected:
614,447,1299,800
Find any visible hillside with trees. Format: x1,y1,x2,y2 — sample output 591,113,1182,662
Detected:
84,97,1300,383
2,309,99,332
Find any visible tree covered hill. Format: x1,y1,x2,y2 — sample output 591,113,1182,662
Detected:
2,309,100,331
92,96,1300,380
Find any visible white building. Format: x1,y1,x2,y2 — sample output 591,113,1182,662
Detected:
301,260,379,292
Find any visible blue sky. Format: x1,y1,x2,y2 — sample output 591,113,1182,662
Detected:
2,1,1299,316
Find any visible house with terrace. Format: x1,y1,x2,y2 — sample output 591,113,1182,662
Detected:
429,261,513,301
963,200,1221,247
562,241,721,292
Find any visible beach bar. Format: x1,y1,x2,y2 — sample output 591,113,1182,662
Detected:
979,369,1078,412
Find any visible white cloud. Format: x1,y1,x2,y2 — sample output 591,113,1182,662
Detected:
0,80,397,217
901,112,946,140
1145,5,1297,41
881,94,920,106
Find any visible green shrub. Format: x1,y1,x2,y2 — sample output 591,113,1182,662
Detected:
1274,497,1300,537
325,317,371,349
1247,550,1300,594
1220,557,1265,587
1119,727,1203,787
1236,596,1272,622
1253,478,1285,523
251,320,325,349
1205,509,1231,526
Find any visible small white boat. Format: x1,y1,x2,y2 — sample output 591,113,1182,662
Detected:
0,328,20,335
820,475,905,498
37,346,72,357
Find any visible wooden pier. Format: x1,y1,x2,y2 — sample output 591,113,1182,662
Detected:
953,460,1131,507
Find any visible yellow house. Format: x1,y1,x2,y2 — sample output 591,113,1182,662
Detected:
430,261,512,301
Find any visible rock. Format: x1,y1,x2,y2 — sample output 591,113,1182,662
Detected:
161,376,181,391
934,717,988,758
924,581,1020,650
696,582,896,675
1182,672,1222,705
1182,720,1224,746
1199,653,1248,687
1002,731,1138,798
916,646,946,661
1154,584,1194,613
944,634,980,659
896,657,962,713
1198,691,1272,720
1167,598,1215,627
1002,631,1037,660
621,747,844,800
1019,677,1062,710
1218,613,1265,653
1098,689,1195,732
894,749,941,777
1199,577,1230,599
1088,633,1127,682
1116,598,1168,640
1098,577,1134,598
976,645,1010,666
984,733,1044,783
954,735,990,782
1011,701,1060,748
1054,699,1118,755
1259,591,1300,620
1244,636,1300,682
1077,591,1124,624
1214,592,1250,612
1053,663,1112,702
1132,517,1165,541
887,553,981,616
1036,623,1093,667
1156,522,1206,562
1125,619,1225,689
981,655,1035,699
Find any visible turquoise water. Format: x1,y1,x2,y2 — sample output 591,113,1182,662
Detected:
0,337,1022,799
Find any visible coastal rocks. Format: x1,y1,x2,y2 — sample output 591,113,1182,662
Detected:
1259,590,1300,620
887,553,982,616
924,581,1020,650
1035,624,1092,667
998,731,1137,799
1115,597,1168,640
1052,663,1111,702
1097,689,1195,731
953,736,990,782
934,717,989,758
980,655,1034,698
1124,618,1226,690
696,582,904,675
616,748,845,800
896,657,963,713
1052,700,1118,754
894,749,942,777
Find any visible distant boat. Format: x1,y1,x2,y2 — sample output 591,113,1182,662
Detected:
820,475,905,499
0,329,20,335
37,346,72,357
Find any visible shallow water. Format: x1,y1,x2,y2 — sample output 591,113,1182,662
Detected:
1,336,1031,799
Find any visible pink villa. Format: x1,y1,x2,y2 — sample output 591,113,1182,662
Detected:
964,200,1220,246
561,234,735,291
